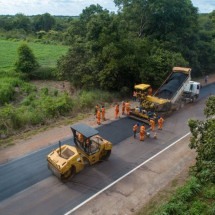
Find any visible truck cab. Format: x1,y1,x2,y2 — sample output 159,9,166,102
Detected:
183,81,200,102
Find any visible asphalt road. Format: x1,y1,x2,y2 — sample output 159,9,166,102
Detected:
0,84,214,215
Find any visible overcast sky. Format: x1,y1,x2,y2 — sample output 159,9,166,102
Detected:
0,0,214,16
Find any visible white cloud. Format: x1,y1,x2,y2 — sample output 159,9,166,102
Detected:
191,0,215,13
0,0,117,16
0,0,214,16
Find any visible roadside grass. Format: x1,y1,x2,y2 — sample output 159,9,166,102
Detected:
0,112,90,149
136,177,190,215
0,39,68,70
0,85,119,148
137,176,215,215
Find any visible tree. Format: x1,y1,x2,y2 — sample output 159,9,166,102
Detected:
188,95,215,183
139,46,188,87
15,43,39,78
13,13,31,32
114,0,201,75
33,13,56,32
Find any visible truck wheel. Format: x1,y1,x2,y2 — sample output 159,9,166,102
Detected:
193,95,198,102
180,101,185,109
100,150,111,161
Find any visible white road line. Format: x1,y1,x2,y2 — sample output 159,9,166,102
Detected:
64,132,191,215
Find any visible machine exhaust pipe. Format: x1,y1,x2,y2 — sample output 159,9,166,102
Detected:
59,141,62,156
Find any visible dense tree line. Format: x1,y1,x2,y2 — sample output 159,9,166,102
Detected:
57,0,215,91
0,13,73,44
0,13,72,32
1,0,215,92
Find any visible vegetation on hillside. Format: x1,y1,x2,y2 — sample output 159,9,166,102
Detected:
56,1,215,91
0,0,214,139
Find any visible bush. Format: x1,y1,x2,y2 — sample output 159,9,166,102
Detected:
0,90,73,135
155,177,202,215
77,90,115,110
20,83,37,94
202,183,215,199
35,92,73,118
0,83,15,104
30,67,57,80
15,43,39,76
173,177,201,202
208,203,215,215
188,200,207,215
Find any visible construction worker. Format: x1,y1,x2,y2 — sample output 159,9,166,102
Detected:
101,106,106,121
97,109,101,125
115,103,119,119
95,104,100,117
78,133,84,143
122,101,125,115
158,116,164,130
85,138,91,153
149,118,155,131
139,124,145,141
133,123,139,138
148,87,153,96
133,90,137,101
125,101,130,115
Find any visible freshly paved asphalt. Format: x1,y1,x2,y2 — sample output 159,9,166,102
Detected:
0,84,214,215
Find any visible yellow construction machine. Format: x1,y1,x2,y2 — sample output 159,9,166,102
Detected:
130,67,201,122
47,123,112,180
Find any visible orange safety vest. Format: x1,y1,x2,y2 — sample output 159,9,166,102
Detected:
102,107,105,114
140,125,145,134
115,105,119,112
150,119,155,130
158,117,164,128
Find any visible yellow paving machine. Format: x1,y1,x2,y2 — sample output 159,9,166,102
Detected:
130,67,201,123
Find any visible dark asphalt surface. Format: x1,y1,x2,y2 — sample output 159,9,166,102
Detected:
0,117,138,202
0,83,214,215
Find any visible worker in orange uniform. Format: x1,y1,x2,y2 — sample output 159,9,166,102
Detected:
101,106,106,121
158,116,164,130
115,103,119,119
122,101,125,115
125,101,130,115
149,118,155,131
148,87,153,96
97,109,101,125
139,124,145,141
133,123,139,138
95,104,100,117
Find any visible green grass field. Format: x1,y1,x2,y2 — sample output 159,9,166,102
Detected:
0,39,68,70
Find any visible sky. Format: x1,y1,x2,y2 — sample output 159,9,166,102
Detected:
0,0,214,16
